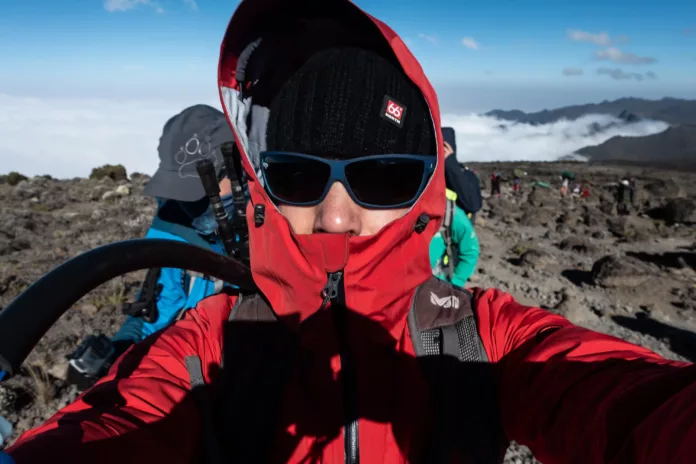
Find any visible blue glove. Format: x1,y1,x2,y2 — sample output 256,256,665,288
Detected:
0,452,15,464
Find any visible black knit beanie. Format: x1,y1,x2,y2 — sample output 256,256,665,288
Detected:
266,47,436,158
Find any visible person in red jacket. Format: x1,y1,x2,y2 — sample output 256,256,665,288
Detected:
6,2,696,464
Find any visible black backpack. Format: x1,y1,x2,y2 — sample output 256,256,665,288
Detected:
456,169,483,215
445,156,483,216
184,277,507,463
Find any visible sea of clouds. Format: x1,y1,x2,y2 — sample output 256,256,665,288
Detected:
442,113,669,164
0,93,671,178
0,93,220,179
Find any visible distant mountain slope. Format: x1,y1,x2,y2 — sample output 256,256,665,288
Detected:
577,125,696,169
486,97,696,126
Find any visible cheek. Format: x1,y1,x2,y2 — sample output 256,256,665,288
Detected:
277,204,316,235
360,208,409,236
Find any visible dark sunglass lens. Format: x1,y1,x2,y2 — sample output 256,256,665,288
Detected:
262,155,330,204
345,158,426,207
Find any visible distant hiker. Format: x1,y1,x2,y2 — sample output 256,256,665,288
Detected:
616,178,631,215
490,169,502,198
10,5,696,464
431,142,479,286
581,182,591,199
513,176,521,194
66,104,243,388
441,135,483,223
560,177,569,198
527,184,538,206
629,176,637,206
560,170,575,198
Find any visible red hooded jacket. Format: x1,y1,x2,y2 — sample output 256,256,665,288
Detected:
8,1,696,463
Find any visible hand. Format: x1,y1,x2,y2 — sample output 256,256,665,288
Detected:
443,141,454,158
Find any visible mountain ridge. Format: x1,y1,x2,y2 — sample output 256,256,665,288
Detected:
485,97,696,126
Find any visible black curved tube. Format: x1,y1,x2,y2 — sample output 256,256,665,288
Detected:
0,239,256,378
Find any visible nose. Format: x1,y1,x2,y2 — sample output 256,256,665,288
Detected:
313,182,362,235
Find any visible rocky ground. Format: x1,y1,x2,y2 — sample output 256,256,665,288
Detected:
1,161,695,462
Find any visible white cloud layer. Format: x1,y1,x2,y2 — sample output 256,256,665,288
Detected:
0,93,220,179
567,29,612,46
0,94,672,179
461,37,480,50
595,47,656,64
417,33,438,44
104,0,157,12
441,113,669,163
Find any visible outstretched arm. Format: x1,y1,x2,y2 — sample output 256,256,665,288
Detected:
475,288,696,464
7,294,232,464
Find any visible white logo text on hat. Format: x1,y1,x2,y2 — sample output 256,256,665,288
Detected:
381,95,407,128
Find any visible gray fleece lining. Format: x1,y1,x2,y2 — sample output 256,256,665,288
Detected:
221,86,268,188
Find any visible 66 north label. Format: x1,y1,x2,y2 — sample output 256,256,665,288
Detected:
381,95,407,128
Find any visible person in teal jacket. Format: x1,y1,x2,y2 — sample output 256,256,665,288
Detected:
429,188,480,287
429,140,480,287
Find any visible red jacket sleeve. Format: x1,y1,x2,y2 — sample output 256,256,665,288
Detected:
474,288,696,464
7,293,234,464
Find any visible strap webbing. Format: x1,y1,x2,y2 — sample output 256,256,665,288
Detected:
441,199,455,281
151,216,216,252
185,356,223,464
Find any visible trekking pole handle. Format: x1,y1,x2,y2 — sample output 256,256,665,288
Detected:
196,160,237,256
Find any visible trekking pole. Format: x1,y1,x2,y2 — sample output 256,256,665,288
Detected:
196,160,237,257
220,142,249,263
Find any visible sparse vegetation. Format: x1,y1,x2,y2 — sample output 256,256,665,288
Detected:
26,363,54,406
89,164,128,182
91,279,128,309
4,171,29,186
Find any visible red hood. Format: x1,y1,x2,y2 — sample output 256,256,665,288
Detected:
218,0,444,340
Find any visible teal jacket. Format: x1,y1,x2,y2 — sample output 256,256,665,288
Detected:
429,194,480,288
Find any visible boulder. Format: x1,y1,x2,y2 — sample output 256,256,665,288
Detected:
660,198,696,224
518,248,555,271
558,236,597,254
591,255,654,288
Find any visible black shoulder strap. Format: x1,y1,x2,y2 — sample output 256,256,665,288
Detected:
121,267,162,322
441,199,455,281
217,293,296,463
408,277,507,463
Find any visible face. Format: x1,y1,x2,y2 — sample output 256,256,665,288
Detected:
278,182,409,236
219,177,232,197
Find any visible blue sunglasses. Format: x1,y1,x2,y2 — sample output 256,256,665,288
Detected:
260,152,436,209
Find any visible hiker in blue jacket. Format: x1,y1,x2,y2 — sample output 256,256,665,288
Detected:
67,104,243,386
114,104,241,349
429,141,480,287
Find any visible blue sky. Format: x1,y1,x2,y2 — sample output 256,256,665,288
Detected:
1,0,695,112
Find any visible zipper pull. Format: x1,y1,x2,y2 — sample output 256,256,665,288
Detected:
319,271,343,310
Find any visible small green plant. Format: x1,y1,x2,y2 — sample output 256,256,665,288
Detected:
27,362,54,406
89,164,128,182
512,243,528,256
6,171,28,186
92,279,127,309
30,203,51,213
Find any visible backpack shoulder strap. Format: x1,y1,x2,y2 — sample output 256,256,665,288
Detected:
440,199,455,280
121,267,162,322
151,215,216,251
408,277,507,463
217,293,296,463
